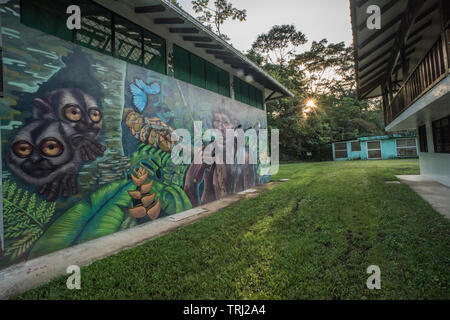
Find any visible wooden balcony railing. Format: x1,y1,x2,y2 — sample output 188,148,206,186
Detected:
385,32,449,126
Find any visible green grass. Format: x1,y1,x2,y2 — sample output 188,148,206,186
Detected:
15,160,450,299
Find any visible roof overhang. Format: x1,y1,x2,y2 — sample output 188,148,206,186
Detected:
350,0,442,99
94,0,294,99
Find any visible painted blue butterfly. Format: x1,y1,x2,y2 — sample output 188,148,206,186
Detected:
129,79,161,113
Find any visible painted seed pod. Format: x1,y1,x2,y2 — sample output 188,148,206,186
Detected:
124,110,175,153
147,199,161,221
128,205,147,218
128,190,142,200
128,170,161,220
142,193,156,207
140,181,154,194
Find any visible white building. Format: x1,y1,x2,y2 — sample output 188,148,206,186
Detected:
350,0,450,186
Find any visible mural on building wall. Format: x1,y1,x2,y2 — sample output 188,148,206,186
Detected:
0,1,269,268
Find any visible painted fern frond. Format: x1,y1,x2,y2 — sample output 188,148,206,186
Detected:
2,179,57,261
5,228,43,260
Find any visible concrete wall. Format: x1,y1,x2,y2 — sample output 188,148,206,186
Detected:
417,119,450,187
0,3,269,269
419,153,450,187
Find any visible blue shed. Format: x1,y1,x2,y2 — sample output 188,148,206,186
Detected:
332,134,418,161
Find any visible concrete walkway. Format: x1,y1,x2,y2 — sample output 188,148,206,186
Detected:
0,181,283,300
396,175,450,220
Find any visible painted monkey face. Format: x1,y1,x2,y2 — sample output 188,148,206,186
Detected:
7,121,73,179
34,88,103,139
58,89,103,138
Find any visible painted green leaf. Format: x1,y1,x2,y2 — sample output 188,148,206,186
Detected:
28,179,135,259
151,182,192,215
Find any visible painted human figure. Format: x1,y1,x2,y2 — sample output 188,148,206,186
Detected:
184,110,257,206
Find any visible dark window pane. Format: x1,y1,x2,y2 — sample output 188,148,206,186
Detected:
396,138,416,148
234,77,241,102
206,62,219,93
76,0,112,55
190,54,205,88
335,142,347,151
367,141,381,150
173,45,190,83
368,150,382,159
115,16,142,66
143,29,166,74
219,70,230,97
22,0,73,41
433,116,450,154
256,89,263,110
248,85,257,107
351,141,361,152
241,81,250,105
419,125,428,152
335,150,348,158
397,148,417,157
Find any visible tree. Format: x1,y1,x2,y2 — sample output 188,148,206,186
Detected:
294,39,355,97
248,23,384,160
191,0,246,41
251,25,307,66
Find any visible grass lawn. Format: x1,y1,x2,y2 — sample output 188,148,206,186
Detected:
15,160,450,299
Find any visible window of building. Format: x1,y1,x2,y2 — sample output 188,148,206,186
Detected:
334,142,347,159
0,47,3,97
22,0,74,42
21,0,166,75
367,140,381,159
432,116,450,153
418,125,428,152
206,61,220,94
350,141,361,152
396,138,417,158
114,15,142,66
190,53,206,89
233,76,264,110
173,45,230,97
143,30,166,75
173,45,190,83
76,0,112,56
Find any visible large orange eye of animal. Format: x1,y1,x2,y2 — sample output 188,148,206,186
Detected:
40,139,63,157
64,105,82,122
13,141,33,158
89,108,102,123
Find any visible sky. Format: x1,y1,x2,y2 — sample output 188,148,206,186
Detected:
178,0,354,53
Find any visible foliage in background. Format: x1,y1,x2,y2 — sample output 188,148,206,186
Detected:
251,24,307,66
191,0,247,41
247,25,385,160
1,180,56,262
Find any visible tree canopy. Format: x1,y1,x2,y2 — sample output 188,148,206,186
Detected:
247,25,384,160
191,0,247,41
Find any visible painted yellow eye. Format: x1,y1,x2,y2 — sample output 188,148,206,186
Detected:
41,139,63,157
13,141,33,157
89,108,102,123
64,105,82,122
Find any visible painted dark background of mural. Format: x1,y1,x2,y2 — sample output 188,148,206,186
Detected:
0,0,268,269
